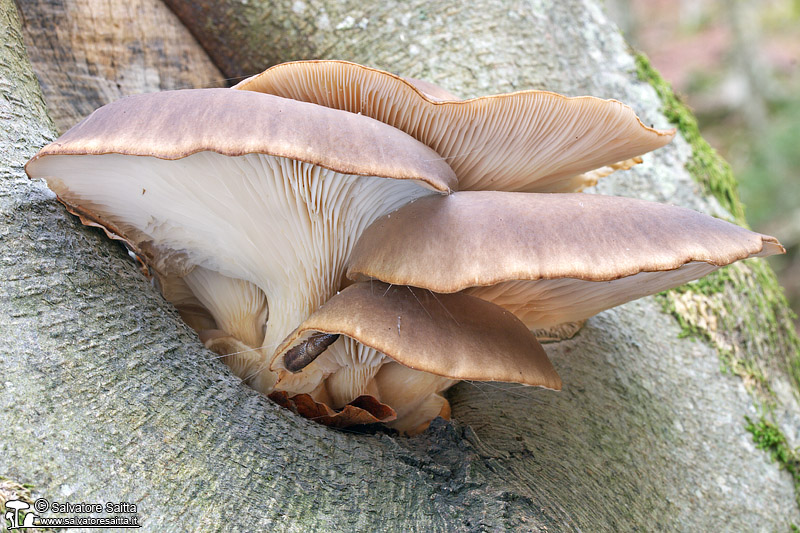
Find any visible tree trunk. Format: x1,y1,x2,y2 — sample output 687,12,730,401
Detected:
14,0,224,133
3,0,799,531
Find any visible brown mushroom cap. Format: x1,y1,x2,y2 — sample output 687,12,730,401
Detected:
234,60,675,193
346,191,784,327
27,88,456,190
272,281,561,390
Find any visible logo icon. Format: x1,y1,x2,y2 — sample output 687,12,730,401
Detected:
4,499,39,529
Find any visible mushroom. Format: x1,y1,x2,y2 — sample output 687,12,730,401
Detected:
234,60,676,192
271,281,560,433
25,88,456,394
26,67,784,436
271,192,781,432
345,191,784,330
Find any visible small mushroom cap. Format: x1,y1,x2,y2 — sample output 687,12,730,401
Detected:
272,281,562,389
268,391,397,428
347,192,784,327
234,60,675,192
26,88,456,192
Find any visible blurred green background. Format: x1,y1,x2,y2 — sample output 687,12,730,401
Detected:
606,0,800,331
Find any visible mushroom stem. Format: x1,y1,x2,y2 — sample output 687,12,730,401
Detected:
182,266,268,349
372,362,455,434
324,364,383,408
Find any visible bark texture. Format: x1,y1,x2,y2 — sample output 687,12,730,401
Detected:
2,0,799,531
14,0,224,133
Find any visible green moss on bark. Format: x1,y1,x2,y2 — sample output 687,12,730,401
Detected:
745,416,800,507
637,50,800,509
634,53,745,224
635,52,800,393
0,477,34,508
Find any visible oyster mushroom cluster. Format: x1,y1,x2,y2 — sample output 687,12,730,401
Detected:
26,61,783,434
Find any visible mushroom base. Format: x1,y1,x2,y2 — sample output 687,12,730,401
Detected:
273,341,456,435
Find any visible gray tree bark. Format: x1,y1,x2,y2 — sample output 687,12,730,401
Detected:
15,0,224,133
3,0,799,531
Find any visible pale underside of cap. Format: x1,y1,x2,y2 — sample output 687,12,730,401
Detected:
234,60,675,193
